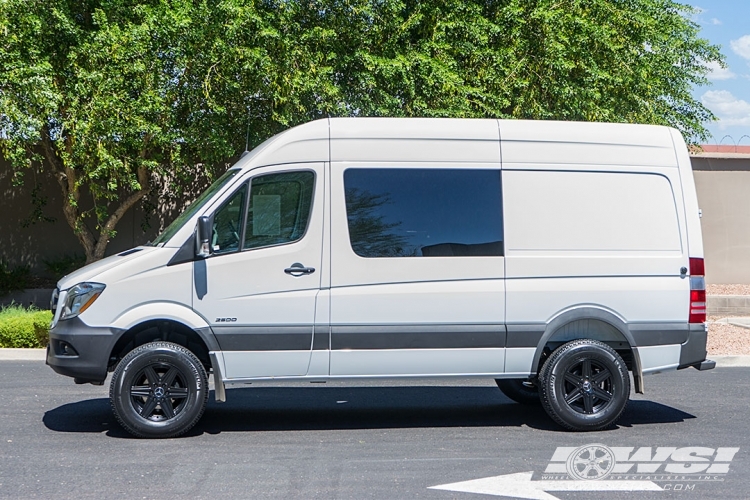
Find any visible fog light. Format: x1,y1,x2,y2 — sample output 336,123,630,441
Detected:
53,340,79,357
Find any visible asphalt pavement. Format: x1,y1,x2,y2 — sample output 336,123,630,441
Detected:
0,360,748,500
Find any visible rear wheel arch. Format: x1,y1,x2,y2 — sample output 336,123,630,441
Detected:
530,307,641,390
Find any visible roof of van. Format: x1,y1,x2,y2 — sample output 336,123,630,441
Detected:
235,117,680,169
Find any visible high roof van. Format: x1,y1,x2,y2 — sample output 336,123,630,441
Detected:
46,117,714,438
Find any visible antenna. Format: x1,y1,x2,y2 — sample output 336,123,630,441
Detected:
241,107,251,158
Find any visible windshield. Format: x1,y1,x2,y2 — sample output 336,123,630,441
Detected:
149,169,240,246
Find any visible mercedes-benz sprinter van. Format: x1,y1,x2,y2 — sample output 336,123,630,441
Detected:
46,118,714,437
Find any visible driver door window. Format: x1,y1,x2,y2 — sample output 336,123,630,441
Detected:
244,171,315,250
211,171,315,255
212,184,247,254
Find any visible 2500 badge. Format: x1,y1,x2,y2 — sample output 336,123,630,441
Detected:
215,317,237,323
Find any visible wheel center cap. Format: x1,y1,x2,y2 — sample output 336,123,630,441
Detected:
154,387,165,398
582,380,592,392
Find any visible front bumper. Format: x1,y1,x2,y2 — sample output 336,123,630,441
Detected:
46,316,120,384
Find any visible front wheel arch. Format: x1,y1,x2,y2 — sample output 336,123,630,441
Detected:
108,319,215,374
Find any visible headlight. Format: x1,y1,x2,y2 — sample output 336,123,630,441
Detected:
60,283,106,321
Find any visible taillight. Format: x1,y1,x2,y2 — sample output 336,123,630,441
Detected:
690,257,705,276
689,258,706,324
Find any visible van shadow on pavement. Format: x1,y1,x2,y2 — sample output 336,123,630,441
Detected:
42,386,695,438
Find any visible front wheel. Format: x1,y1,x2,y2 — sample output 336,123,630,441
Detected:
110,341,208,438
539,339,629,431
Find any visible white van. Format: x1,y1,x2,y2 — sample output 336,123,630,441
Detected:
46,117,714,438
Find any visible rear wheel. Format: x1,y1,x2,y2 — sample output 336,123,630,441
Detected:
495,379,540,405
539,339,629,431
110,341,208,438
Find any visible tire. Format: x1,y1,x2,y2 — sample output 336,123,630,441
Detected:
539,339,629,431
110,341,209,438
495,379,540,405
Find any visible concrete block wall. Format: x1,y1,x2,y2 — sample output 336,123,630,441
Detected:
692,154,750,284
707,295,750,316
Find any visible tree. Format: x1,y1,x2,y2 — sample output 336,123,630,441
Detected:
318,0,724,139
1,1,197,263
1,0,723,263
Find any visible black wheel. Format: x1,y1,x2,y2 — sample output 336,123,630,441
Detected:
110,342,208,438
495,379,540,405
539,339,629,431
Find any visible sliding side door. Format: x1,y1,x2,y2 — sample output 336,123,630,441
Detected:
329,164,506,377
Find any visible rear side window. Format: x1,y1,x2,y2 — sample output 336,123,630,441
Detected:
343,168,504,257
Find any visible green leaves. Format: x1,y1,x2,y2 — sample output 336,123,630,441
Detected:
0,0,723,261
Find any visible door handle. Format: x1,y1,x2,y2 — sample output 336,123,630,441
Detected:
284,263,316,276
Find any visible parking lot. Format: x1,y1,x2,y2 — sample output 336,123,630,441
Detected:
0,360,747,499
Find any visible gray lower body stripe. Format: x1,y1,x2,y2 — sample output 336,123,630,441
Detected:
505,325,545,348
505,322,690,349
212,321,692,351
214,325,312,351
331,324,506,350
313,325,329,350
215,324,508,350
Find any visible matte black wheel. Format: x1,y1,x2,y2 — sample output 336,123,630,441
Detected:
110,342,208,438
539,339,629,431
495,379,540,405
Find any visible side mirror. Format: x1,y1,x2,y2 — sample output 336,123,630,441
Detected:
196,216,212,258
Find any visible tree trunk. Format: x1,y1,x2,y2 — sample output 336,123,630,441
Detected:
41,129,151,264
91,166,151,261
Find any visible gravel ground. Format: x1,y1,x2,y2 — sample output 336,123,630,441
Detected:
705,284,750,355
707,284,750,295
708,317,750,355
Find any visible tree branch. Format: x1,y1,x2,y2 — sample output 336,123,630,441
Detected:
93,166,151,259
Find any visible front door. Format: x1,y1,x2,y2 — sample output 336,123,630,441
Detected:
193,163,325,379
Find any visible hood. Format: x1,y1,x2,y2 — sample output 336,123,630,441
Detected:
57,247,159,290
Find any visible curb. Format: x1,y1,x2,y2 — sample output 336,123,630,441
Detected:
0,348,46,361
710,355,750,367
1,349,750,367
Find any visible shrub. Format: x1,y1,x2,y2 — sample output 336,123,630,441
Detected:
0,304,52,348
